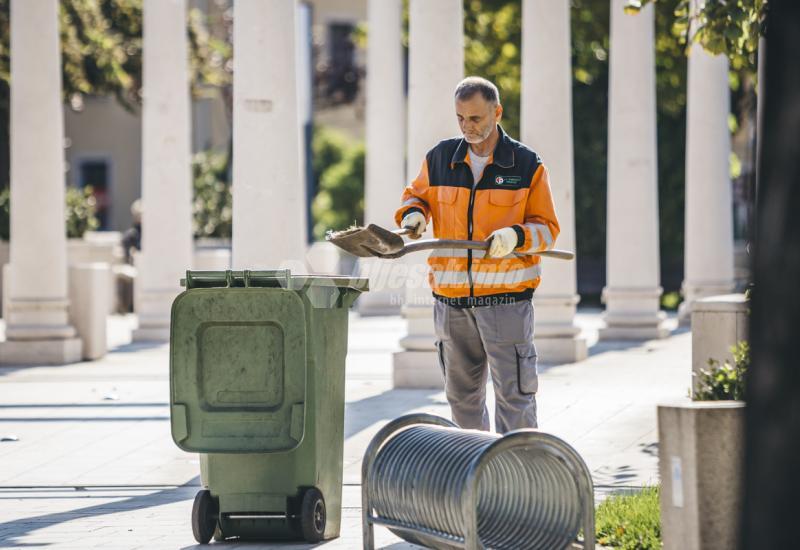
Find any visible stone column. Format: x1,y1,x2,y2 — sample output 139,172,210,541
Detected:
678,9,734,323
521,0,587,362
133,0,193,342
600,0,668,340
0,0,82,364
393,0,463,388
357,0,406,316
232,0,306,270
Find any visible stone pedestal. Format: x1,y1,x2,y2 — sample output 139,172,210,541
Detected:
232,0,306,269
658,402,744,550
679,34,734,324
392,0,463,387
522,0,586,363
356,257,406,316
690,294,748,395
599,288,669,340
533,295,587,362
601,0,668,341
0,0,82,365
358,0,405,316
134,0,193,342
69,263,110,360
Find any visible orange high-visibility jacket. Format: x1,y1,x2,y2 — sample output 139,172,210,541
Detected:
395,126,560,307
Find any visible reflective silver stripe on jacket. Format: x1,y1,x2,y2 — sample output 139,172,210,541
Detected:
522,223,553,252
432,264,541,287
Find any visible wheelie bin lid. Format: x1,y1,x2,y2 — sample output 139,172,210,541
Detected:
170,270,367,453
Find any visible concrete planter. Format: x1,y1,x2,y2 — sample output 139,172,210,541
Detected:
658,401,744,550
691,294,748,394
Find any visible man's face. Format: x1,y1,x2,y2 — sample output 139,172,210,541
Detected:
456,94,502,144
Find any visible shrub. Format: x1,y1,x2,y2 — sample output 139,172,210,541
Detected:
694,341,749,401
65,185,100,238
660,291,682,311
310,127,364,241
192,150,232,239
595,486,662,549
0,186,100,240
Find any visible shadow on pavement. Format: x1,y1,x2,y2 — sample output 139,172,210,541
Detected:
0,477,200,548
109,340,169,353
179,540,423,549
345,388,443,439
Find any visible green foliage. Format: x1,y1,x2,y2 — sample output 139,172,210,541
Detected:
661,291,682,310
626,0,766,69
0,0,231,187
0,186,100,240
311,127,365,241
65,185,100,238
595,486,662,549
464,0,522,139
192,150,231,239
312,126,347,187
694,341,749,401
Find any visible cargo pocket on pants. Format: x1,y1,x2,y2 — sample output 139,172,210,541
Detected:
514,342,538,395
435,340,446,378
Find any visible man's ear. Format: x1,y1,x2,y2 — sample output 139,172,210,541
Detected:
495,103,503,123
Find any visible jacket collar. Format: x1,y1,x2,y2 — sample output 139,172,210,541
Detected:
450,125,515,169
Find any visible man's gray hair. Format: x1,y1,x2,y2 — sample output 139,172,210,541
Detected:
454,76,500,105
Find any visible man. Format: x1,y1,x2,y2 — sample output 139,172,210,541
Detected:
395,76,560,433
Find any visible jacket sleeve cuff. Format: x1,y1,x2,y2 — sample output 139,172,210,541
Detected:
403,207,424,219
512,225,526,249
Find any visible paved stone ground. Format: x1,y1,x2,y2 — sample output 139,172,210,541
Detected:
0,310,691,549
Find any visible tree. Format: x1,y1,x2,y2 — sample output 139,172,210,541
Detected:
626,0,767,68
0,0,231,189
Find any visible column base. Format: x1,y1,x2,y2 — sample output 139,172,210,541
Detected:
0,337,83,366
535,335,588,363
354,257,404,316
601,286,670,341
392,350,442,389
598,324,670,341
134,286,180,342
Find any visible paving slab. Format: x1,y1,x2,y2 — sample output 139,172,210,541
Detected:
0,311,691,548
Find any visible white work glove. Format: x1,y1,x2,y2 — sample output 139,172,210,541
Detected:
401,211,427,240
486,227,519,258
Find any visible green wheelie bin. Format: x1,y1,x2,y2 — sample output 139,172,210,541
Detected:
169,269,368,544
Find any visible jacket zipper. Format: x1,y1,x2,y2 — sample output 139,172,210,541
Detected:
467,170,477,299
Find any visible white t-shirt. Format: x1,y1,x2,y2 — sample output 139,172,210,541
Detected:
468,150,490,187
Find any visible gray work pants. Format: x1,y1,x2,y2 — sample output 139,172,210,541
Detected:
433,299,538,433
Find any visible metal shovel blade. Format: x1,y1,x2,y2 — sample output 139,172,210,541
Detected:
326,224,407,257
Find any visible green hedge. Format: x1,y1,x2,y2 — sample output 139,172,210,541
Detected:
0,185,99,240
310,127,365,241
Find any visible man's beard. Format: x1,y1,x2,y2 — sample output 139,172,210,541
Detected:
463,124,493,144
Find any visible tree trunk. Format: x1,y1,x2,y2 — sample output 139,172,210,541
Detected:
742,1,800,548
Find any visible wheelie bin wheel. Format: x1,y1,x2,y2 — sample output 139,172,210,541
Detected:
191,489,218,544
300,487,326,542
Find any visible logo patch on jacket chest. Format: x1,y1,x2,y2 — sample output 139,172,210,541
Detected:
495,175,522,186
